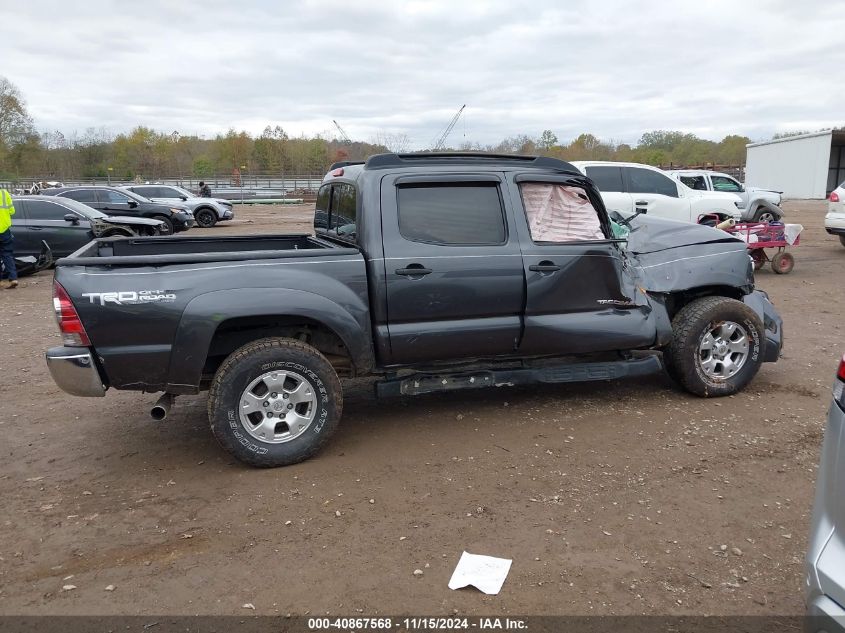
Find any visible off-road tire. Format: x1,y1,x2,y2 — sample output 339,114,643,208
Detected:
195,208,217,228
208,337,343,467
664,296,764,397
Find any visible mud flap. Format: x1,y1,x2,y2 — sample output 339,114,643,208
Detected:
743,290,783,362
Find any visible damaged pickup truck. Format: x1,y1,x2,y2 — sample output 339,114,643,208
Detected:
46,153,783,467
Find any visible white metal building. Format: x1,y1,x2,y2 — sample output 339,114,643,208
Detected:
745,129,845,199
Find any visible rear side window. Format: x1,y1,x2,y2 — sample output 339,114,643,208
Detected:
626,167,678,198
61,189,97,204
329,184,357,237
315,185,331,230
397,183,505,245
585,166,624,192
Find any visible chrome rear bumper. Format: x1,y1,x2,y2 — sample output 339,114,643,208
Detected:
46,347,106,397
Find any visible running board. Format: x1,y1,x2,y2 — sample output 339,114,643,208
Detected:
375,355,663,398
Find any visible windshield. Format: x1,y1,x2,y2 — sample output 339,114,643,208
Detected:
55,197,108,219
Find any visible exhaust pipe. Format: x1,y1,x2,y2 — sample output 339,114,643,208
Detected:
150,393,175,421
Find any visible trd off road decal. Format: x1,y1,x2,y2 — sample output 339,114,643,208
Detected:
81,290,176,306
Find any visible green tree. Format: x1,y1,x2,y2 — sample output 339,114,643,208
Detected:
0,76,36,172
192,156,213,177
537,129,558,152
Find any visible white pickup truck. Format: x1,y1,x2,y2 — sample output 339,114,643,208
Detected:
667,169,784,222
571,161,742,225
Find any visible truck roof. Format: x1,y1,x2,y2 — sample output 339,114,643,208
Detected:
325,152,580,183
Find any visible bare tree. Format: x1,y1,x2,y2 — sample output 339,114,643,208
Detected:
372,131,411,153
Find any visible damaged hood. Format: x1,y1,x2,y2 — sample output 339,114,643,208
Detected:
623,216,753,294
624,215,743,254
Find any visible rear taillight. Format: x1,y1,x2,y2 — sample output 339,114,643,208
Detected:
834,355,845,409
52,281,91,346
830,191,840,203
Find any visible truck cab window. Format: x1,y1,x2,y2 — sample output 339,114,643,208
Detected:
711,175,742,192
680,175,707,191
520,183,604,242
397,183,505,245
330,184,357,239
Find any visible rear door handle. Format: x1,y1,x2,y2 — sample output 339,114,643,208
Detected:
634,200,649,206
395,265,432,276
529,261,561,273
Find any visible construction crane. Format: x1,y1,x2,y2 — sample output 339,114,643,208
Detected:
332,119,352,144
432,104,466,151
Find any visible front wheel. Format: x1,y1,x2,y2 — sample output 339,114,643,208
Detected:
664,296,764,397
153,215,174,235
752,207,778,223
195,208,217,228
207,338,343,467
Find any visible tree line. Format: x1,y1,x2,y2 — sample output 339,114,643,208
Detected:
0,75,771,182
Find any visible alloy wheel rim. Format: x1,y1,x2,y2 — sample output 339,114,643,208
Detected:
698,321,749,380
238,370,318,444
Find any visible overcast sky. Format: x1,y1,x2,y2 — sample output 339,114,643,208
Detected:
4,0,843,149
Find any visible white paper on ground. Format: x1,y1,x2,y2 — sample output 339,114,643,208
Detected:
447,551,512,595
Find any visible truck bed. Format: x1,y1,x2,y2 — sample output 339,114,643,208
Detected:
57,233,353,267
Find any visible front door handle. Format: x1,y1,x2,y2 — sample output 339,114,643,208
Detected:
396,264,432,276
528,261,561,273
634,200,649,206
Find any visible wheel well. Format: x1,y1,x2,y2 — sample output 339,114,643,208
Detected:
664,285,745,319
202,316,353,379
195,206,216,215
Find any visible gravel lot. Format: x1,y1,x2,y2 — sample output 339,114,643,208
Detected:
0,200,840,616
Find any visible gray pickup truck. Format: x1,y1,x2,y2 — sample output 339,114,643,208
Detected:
46,153,783,467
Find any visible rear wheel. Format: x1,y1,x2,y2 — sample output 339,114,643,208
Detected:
664,296,764,397
154,215,174,235
771,251,794,274
207,338,343,467
195,208,217,228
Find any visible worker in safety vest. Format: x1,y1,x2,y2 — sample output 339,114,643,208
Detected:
0,188,18,289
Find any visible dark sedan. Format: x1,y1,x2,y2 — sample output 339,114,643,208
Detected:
11,196,164,260
41,186,194,234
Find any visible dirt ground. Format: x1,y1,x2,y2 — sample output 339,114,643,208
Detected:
0,200,840,616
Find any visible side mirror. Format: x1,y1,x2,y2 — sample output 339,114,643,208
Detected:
180,196,188,201
128,200,138,208
63,213,80,225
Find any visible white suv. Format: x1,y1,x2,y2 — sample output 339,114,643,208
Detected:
667,169,783,222
571,161,742,224
826,182,845,248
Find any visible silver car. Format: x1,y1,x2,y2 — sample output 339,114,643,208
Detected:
806,355,845,631
123,184,234,228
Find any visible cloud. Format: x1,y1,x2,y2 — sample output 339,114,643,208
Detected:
3,0,844,148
